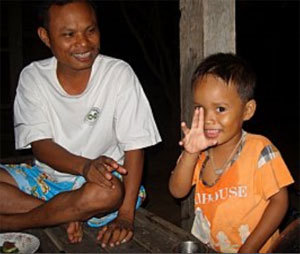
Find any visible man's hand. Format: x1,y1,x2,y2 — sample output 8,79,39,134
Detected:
97,215,134,248
83,156,127,189
179,107,217,153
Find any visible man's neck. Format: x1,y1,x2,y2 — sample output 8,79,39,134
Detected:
57,68,91,95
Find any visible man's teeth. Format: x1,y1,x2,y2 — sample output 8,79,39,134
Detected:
73,52,91,58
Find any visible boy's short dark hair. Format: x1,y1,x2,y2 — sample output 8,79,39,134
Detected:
38,0,97,30
192,53,256,102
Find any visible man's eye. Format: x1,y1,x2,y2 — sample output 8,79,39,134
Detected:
216,106,226,113
88,28,95,33
63,32,73,37
87,27,97,35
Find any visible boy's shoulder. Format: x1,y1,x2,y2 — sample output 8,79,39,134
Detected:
246,133,272,144
245,132,275,152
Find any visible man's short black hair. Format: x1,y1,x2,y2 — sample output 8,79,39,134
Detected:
38,0,97,30
192,53,256,102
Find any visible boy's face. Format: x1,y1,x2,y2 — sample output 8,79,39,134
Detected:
39,1,100,74
193,74,255,148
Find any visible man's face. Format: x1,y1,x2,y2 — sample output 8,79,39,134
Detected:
45,1,100,74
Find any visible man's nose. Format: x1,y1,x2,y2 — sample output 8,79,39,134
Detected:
76,34,88,47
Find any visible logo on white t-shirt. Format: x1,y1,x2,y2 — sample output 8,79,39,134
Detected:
85,107,100,125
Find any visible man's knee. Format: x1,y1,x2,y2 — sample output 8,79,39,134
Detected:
81,177,124,212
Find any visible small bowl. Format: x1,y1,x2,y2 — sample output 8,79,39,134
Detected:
173,241,201,253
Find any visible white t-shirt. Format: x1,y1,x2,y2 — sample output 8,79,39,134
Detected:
14,54,161,182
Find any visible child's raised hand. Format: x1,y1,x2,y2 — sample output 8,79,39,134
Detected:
179,107,217,153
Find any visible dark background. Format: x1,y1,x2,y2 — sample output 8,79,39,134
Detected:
0,0,299,227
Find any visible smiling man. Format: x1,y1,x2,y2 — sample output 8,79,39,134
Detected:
0,0,161,248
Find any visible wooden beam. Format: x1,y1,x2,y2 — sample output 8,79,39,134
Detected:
179,0,235,231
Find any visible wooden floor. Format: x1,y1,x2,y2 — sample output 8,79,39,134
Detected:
26,208,215,253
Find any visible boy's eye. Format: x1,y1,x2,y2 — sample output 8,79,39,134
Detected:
216,106,226,113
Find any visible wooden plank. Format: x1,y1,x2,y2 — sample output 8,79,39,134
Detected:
25,228,60,253
268,218,300,253
24,208,213,253
134,208,214,253
42,226,104,253
82,225,148,253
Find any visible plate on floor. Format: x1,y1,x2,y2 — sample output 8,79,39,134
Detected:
0,232,40,253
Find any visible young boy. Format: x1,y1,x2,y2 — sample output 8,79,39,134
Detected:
169,53,294,253
0,0,160,248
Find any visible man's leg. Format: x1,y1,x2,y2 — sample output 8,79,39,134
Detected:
0,169,43,214
0,176,124,231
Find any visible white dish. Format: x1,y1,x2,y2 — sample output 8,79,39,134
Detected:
0,232,40,254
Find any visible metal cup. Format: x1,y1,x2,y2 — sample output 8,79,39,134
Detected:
174,241,200,253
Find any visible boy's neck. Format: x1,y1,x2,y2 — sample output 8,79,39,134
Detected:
211,131,244,158
207,130,245,178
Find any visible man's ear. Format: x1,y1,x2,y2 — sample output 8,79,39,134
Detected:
243,99,256,121
37,27,51,48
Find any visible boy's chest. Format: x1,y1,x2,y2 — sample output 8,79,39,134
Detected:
200,159,220,187
195,158,258,206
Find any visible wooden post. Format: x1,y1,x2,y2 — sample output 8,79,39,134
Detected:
179,0,235,231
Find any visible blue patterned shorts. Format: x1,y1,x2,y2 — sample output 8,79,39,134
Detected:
0,163,146,227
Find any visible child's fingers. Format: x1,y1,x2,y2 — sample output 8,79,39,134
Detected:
181,122,189,135
191,107,200,129
198,107,205,130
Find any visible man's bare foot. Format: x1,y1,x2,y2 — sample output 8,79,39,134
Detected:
66,221,83,243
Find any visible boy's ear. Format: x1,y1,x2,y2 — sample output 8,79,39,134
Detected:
243,99,256,121
37,27,51,48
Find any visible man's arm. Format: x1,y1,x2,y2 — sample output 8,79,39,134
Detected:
238,187,289,253
31,139,126,188
31,139,88,175
119,149,144,221
97,149,144,247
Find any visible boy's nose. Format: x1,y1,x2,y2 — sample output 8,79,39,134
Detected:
205,110,216,125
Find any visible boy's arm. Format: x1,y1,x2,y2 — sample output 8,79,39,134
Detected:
169,151,199,198
238,187,289,253
169,107,217,198
97,149,144,247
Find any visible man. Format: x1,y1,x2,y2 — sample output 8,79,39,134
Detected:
0,0,161,248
